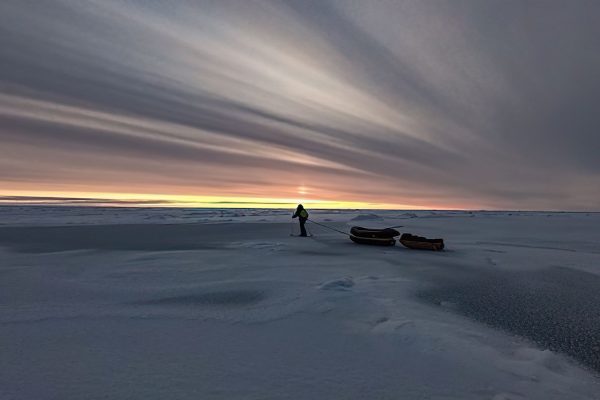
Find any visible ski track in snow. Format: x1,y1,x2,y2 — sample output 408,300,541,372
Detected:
0,207,599,399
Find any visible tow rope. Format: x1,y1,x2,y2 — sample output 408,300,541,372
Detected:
306,219,404,237
306,219,350,236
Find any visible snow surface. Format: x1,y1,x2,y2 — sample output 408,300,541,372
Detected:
1,206,599,399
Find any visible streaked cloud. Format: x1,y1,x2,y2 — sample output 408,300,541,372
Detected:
1,0,599,210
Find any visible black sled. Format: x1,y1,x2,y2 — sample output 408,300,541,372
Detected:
399,233,444,251
349,226,399,246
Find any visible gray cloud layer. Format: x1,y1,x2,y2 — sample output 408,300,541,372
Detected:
1,0,599,209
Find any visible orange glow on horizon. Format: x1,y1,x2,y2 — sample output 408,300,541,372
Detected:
0,189,452,210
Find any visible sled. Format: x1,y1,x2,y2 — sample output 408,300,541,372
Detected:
350,234,396,246
399,233,444,251
350,226,400,239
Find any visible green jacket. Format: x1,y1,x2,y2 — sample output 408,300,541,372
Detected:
293,207,309,219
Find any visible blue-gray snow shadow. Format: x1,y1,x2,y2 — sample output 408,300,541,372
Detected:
140,290,267,306
0,223,284,252
417,266,600,373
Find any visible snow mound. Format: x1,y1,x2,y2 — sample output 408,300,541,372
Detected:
319,277,354,291
402,212,419,218
350,214,383,221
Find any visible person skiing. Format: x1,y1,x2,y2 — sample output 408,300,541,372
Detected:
292,204,309,237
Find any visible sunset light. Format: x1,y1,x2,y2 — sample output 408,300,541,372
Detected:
1,1,598,211
2,2,600,398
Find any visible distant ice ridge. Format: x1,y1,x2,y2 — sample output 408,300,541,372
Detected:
0,205,595,227
350,213,384,221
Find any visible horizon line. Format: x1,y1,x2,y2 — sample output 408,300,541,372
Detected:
1,193,598,213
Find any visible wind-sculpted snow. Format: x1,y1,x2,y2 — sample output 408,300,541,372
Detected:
142,290,267,307
419,266,600,373
1,208,599,399
319,277,355,291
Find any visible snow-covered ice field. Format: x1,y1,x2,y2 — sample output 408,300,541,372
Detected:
1,206,599,399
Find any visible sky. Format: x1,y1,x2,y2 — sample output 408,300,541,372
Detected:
1,0,599,210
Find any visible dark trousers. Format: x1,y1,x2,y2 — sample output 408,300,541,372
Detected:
299,217,307,236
